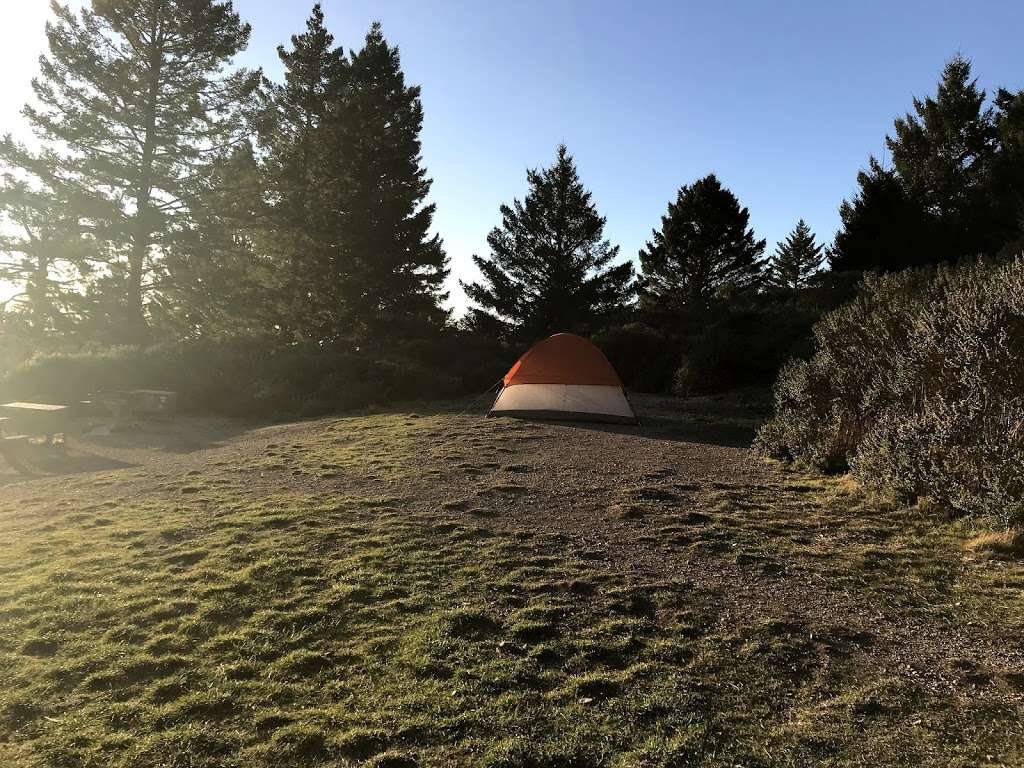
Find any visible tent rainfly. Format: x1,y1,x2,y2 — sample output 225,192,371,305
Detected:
489,333,638,425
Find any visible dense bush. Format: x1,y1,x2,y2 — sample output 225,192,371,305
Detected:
594,323,678,393
755,257,1024,526
663,274,859,397
0,336,474,418
594,275,857,398
671,304,814,395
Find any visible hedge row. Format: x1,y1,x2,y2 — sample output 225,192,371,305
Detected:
0,337,499,418
755,257,1024,527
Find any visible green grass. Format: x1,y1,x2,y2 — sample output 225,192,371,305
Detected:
1,409,1022,767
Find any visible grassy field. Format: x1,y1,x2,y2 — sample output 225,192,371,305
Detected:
1,395,1022,767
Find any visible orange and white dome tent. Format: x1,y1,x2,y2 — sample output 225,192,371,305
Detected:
489,333,638,425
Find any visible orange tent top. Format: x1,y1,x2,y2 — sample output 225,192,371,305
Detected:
503,333,623,387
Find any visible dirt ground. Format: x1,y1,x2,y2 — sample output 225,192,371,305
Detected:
3,393,1023,688
1,393,1022,766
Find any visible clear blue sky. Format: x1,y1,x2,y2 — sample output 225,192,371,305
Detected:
4,1,1024,311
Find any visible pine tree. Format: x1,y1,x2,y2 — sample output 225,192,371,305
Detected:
766,219,823,290
462,145,634,345
828,159,931,272
991,87,1024,250
156,142,275,337
0,140,95,340
334,23,449,344
890,56,995,215
639,174,766,318
11,0,259,344
833,58,1024,272
0,307,36,381
887,55,998,260
259,3,348,341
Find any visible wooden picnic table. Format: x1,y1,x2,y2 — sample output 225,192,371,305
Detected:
1,402,68,413
86,390,177,423
130,390,177,417
0,404,71,473
0,402,71,439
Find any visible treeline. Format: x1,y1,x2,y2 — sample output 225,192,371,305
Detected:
462,150,847,395
1,2,1023,418
461,55,1023,395
0,2,445,352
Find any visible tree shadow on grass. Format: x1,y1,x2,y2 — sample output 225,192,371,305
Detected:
639,415,757,448
527,415,757,449
73,416,259,455
436,393,762,449
0,445,135,486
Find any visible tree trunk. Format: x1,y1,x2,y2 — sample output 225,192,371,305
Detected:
124,10,165,347
125,236,148,344
28,253,50,339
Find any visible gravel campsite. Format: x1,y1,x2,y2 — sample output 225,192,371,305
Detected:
1,395,1022,767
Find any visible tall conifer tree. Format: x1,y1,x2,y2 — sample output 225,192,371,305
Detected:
887,55,998,260
991,87,1024,249
828,159,930,272
157,141,273,337
766,219,823,290
832,57,1008,272
0,140,95,339
639,174,766,318
334,23,449,344
260,3,348,341
4,0,259,343
462,145,634,345
889,57,996,221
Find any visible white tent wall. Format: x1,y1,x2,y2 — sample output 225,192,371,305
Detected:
489,384,637,425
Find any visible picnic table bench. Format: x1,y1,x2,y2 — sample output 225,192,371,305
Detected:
85,390,177,423
0,436,30,473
